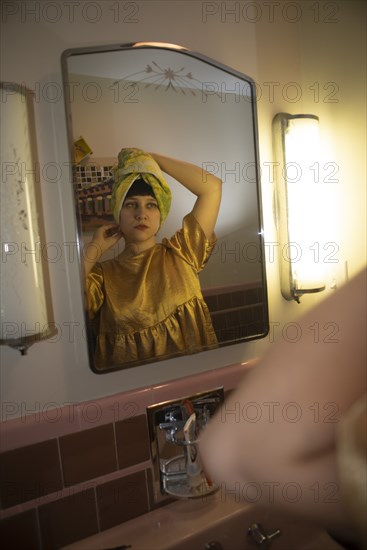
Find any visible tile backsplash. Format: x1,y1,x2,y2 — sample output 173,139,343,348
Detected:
0,414,152,549
0,361,255,549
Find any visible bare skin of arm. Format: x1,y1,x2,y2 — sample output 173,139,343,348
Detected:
199,269,366,536
150,152,222,240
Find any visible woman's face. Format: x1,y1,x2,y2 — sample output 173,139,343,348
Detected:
119,194,161,248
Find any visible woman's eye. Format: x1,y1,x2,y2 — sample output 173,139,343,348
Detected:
147,202,158,209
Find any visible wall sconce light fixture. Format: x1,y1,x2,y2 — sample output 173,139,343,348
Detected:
0,83,57,354
272,113,326,303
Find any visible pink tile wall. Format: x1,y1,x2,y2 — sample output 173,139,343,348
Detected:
0,361,255,453
0,360,257,548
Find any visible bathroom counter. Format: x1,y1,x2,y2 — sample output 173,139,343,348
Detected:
62,491,346,550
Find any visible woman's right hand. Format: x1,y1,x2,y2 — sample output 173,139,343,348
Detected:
90,223,123,255
83,224,123,277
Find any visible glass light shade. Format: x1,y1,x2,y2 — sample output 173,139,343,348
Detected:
0,83,57,353
272,113,326,302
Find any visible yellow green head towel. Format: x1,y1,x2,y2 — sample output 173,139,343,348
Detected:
111,148,172,225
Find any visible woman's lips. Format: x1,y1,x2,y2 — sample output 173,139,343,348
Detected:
135,224,149,230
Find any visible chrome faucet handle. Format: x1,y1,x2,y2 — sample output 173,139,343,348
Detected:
158,420,186,430
248,523,281,547
158,420,185,445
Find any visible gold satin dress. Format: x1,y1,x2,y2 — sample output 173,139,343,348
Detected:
86,213,218,369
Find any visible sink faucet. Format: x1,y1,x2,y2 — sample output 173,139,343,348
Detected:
147,387,224,501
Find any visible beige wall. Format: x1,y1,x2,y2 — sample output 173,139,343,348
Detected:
1,0,365,418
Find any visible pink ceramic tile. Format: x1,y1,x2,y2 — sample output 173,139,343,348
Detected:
0,362,257,454
0,462,152,523
0,403,81,453
151,362,258,407
151,369,220,405
99,460,151,481
0,387,156,452
0,504,23,521
213,359,258,390
0,485,77,519
76,387,154,429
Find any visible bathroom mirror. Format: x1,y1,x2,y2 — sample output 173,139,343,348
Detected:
61,42,268,373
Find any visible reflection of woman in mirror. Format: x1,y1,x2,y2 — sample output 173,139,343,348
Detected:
83,148,222,369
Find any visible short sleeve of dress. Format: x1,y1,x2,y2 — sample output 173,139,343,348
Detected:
163,213,217,272
86,263,105,319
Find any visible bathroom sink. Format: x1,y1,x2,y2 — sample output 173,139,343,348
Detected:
62,491,346,550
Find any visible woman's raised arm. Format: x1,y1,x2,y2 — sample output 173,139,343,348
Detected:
150,153,222,240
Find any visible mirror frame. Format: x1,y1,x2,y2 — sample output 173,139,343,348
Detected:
61,42,269,374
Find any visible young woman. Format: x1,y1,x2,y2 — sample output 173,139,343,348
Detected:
83,148,222,369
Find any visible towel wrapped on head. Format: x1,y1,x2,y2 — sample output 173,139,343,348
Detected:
111,148,172,226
